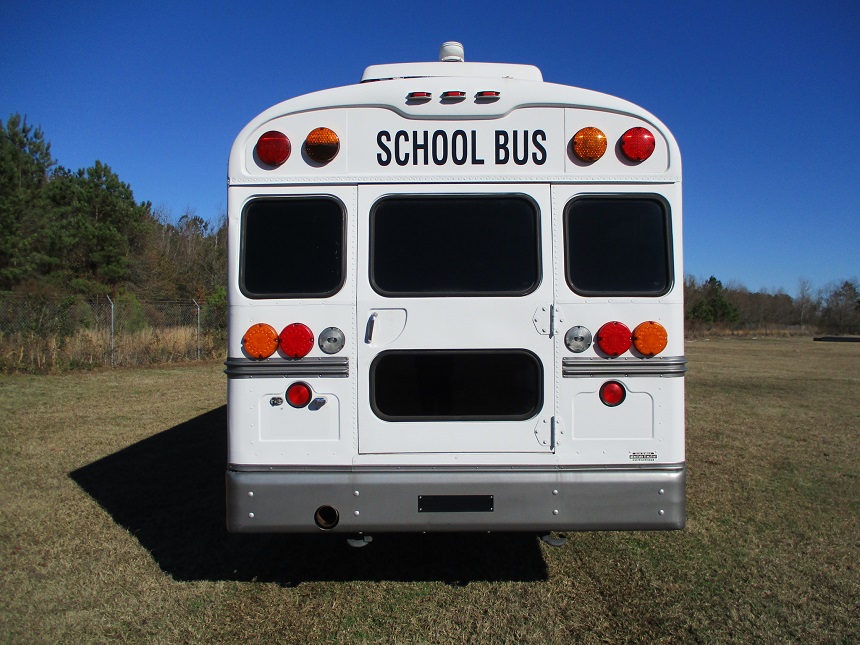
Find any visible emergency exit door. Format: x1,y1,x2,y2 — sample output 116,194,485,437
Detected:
356,184,555,454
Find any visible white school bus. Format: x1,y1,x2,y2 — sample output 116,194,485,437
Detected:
225,43,685,541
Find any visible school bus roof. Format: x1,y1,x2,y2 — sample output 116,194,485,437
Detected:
361,62,544,83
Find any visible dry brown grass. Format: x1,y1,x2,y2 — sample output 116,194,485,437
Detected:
1,338,858,643
0,327,225,372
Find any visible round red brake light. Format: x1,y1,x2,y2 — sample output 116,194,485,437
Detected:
279,323,314,358
620,127,655,162
595,321,632,357
256,131,291,166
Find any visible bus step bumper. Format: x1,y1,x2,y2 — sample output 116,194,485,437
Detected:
226,466,685,533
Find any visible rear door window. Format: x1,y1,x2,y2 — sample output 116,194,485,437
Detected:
370,195,540,296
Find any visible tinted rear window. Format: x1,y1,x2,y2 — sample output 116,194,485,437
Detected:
371,350,543,421
564,196,671,295
241,198,344,298
371,196,540,296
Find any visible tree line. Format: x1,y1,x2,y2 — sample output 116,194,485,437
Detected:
685,275,859,335
2,113,857,336
0,114,226,306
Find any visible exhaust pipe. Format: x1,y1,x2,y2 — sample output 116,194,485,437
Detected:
314,505,340,530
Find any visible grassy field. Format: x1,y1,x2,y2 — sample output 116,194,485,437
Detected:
1,338,858,643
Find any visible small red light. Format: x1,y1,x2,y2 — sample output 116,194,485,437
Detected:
256,131,291,166
595,322,632,357
599,381,626,407
620,127,656,162
441,91,466,99
476,91,500,98
407,91,432,100
279,323,314,358
286,382,312,408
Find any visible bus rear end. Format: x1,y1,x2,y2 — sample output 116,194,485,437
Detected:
226,43,684,538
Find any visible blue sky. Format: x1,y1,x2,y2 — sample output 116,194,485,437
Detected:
1,0,857,295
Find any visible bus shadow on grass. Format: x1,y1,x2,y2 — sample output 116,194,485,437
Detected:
69,406,548,585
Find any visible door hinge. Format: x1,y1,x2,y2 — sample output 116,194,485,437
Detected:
534,416,555,449
532,304,563,337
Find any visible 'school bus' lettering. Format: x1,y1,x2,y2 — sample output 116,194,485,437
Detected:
376,129,547,166
226,42,686,544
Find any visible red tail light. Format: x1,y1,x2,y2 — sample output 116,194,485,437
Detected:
599,381,626,407
279,323,314,358
256,131,291,166
595,321,632,357
286,382,312,408
620,127,655,162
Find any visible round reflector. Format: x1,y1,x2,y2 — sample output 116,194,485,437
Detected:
242,323,279,359
279,323,314,358
318,327,345,355
286,382,312,408
599,381,626,407
256,131,291,166
564,326,593,353
571,127,607,162
633,321,668,356
595,321,632,357
620,127,656,162
304,127,340,163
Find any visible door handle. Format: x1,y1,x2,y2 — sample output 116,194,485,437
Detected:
364,312,378,343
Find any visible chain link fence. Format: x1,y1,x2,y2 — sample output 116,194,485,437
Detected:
0,293,226,372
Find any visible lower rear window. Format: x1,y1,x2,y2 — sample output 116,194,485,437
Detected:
370,350,543,421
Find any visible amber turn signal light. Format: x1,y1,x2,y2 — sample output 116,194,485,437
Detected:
632,321,668,356
242,323,279,359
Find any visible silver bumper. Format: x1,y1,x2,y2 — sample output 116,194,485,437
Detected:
226,465,685,533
